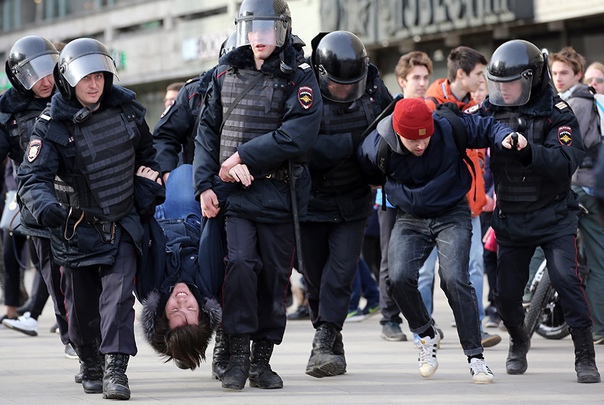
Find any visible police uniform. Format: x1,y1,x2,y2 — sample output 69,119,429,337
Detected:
18,85,164,356
0,87,71,344
153,71,214,174
301,63,392,331
193,41,322,345
479,86,591,330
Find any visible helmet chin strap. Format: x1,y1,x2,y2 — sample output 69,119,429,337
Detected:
279,48,293,74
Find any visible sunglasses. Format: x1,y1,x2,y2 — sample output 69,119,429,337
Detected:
585,77,604,84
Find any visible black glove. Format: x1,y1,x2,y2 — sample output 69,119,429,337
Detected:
40,204,68,228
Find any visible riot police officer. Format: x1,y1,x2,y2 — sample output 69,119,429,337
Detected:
0,36,73,353
479,39,600,383
17,38,165,399
301,30,392,378
193,0,322,391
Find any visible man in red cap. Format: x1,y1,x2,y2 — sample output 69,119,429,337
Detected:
357,97,523,384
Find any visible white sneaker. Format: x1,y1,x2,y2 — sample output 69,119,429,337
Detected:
2,312,38,336
469,357,494,384
417,330,440,378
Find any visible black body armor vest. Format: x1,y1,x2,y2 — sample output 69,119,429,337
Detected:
55,107,137,221
219,69,287,165
314,97,375,193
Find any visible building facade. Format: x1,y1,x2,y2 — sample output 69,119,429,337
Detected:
2,0,604,127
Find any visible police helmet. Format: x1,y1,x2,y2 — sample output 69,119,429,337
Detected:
235,0,291,49
53,38,118,100
312,31,369,103
486,39,546,107
220,31,237,58
5,36,59,96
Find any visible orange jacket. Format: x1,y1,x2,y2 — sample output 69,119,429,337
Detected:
425,79,487,217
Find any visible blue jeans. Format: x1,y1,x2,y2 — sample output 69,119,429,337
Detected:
417,248,438,314
417,216,485,326
154,164,201,222
387,201,483,356
349,257,380,312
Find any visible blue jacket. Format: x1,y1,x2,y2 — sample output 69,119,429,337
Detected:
357,111,511,218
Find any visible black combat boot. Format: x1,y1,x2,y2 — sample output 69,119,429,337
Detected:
570,327,601,383
221,334,251,390
212,327,230,380
506,325,530,375
73,344,104,394
103,353,130,400
249,338,283,389
332,330,347,371
305,323,347,378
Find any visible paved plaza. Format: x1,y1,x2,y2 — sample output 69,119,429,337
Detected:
1,269,602,404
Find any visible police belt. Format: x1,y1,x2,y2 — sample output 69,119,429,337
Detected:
64,206,116,244
262,163,304,182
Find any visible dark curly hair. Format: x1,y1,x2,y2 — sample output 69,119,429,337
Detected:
150,310,213,370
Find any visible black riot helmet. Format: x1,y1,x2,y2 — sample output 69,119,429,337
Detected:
53,38,118,100
486,39,547,107
235,0,291,49
220,31,237,58
312,31,369,103
5,35,59,96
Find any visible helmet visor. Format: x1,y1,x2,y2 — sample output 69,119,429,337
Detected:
60,53,118,87
319,74,367,103
487,71,533,107
13,53,59,90
236,18,288,48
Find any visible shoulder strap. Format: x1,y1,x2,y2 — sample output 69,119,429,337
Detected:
434,104,477,201
218,70,265,135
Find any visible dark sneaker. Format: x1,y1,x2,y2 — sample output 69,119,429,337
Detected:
380,322,407,342
486,312,502,328
345,308,365,323
481,332,502,348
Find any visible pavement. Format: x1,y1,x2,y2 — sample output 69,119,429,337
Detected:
1,268,603,404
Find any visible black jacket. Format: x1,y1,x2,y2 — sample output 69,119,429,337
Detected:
153,70,214,174
193,38,322,223
17,86,164,267
304,63,392,222
137,217,222,346
479,85,585,245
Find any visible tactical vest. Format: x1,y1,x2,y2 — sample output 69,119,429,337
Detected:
6,108,41,163
314,96,375,193
55,106,137,221
219,69,287,164
489,109,559,212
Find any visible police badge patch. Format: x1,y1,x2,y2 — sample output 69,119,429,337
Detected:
27,139,42,162
298,86,313,110
558,126,572,146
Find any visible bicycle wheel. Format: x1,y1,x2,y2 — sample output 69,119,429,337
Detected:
524,269,555,339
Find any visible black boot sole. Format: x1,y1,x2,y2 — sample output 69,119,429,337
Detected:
305,361,346,378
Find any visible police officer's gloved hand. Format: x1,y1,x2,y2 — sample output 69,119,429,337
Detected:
40,204,68,228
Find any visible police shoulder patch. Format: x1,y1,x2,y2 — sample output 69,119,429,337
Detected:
298,86,313,110
558,126,573,146
27,138,42,162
